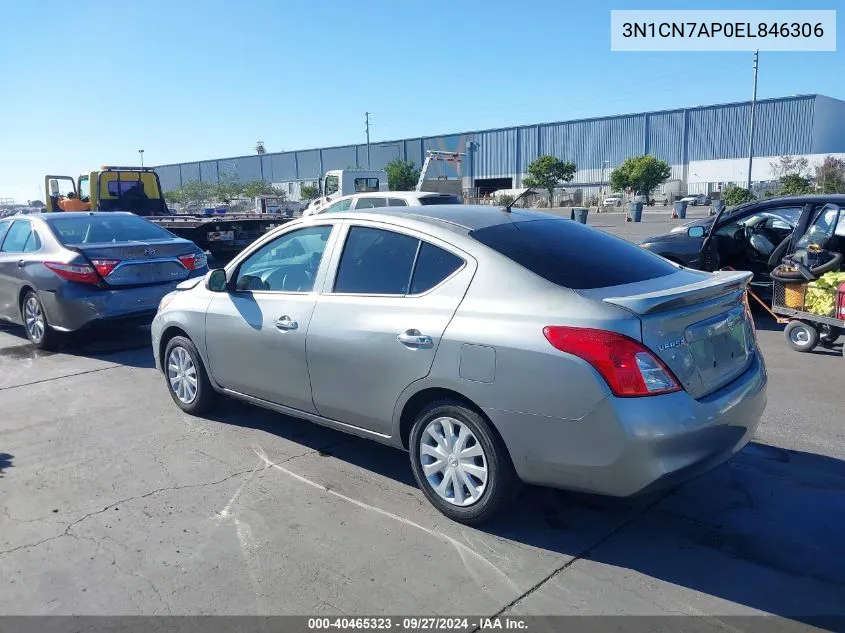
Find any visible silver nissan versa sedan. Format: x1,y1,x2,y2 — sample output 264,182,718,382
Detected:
152,205,767,524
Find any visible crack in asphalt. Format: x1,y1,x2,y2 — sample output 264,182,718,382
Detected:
474,489,674,628
0,439,352,560
0,365,120,392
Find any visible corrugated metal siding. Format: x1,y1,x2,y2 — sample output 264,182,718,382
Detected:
404,139,423,166
518,127,539,174
199,161,218,183
156,165,182,191
262,153,297,182
320,145,358,171
154,96,821,189
472,128,517,179
540,115,645,169
688,97,813,161
357,142,403,169
296,150,321,179
422,135,466,178
647,111,684,165
180,163,200,183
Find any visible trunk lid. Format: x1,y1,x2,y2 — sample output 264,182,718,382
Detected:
578,270,756,399
72,240,195,287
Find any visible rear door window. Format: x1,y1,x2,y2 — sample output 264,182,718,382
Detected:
1,220,34,252
0,220,10,246
321,198,353,214
388,198,408,207
410,242,464,294
470,218,678,289
333,227,419,295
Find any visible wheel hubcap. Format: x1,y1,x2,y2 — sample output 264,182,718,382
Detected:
24,297,45,343
790,328,810,345
167,346,198,404
419,416,488,507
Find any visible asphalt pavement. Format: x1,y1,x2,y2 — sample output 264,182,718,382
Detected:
0,211,843,626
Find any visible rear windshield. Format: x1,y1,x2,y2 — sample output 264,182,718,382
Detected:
470,218,678,289
47,215,175,245
419,195,462,205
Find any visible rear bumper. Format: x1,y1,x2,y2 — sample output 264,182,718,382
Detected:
39,275,201,332
486,350,768,497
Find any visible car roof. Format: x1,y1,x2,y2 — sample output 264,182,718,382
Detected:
34,211,138,220
304,204,554,233
338,191,455,200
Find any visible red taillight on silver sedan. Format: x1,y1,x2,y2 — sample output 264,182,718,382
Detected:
543,326,682,397
178,252,207,270
44,262,101,285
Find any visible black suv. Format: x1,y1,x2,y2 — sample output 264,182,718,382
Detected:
639,194,845,296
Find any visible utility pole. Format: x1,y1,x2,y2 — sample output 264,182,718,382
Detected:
365,112,371,169
139,149,145,167
746,50,759,191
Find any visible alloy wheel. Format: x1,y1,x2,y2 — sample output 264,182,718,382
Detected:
24,297,45,343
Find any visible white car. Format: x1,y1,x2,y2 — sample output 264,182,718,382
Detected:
680,194,708,206
303,191,463,216
603,196,623,207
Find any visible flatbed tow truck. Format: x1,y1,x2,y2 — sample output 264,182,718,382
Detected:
45,167,295,261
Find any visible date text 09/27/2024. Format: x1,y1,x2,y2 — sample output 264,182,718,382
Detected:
307,617,528,630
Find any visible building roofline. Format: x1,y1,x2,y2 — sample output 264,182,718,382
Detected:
153,93,838,169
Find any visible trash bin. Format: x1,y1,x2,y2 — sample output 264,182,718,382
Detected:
628,201,643,222
673,201,688,219
573,207,589,224
710,200,725,216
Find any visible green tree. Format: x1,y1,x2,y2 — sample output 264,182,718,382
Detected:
242,180,286,199
28,199,44,208
164,188,186,205
522,155,577,206
779,174,812,195
213,174,244,202
384,159,420,191
815,156,845,193
180,180,216,207
300,183,319,201
609,155,671,198
723,187,756,206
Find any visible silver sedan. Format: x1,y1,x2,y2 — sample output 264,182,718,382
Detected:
152,205,767,524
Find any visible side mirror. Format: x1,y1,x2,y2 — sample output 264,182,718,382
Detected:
206,269,228,292
688,226,706,238
49,179,60,196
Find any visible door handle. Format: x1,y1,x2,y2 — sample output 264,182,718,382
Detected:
397,330,433,347
274,316,299,331
17,260,25,269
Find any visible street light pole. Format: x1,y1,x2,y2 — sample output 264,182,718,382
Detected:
139,149,145,168
746,50,759,191
364,112,371,170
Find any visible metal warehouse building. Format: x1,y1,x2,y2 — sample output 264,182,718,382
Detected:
155,93,845,200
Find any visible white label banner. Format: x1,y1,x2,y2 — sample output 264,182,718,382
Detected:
610,10,836,51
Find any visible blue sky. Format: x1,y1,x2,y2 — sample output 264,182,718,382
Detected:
0,0,842,201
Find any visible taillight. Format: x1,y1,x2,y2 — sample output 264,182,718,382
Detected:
44,261,101,285
178,252,207,270
542,326,681,397
90,259,120,277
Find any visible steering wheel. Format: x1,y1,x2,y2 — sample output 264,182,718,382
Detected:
281,269,313,292
118,187,148,212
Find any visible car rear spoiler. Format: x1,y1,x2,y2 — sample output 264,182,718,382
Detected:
601,270,753,315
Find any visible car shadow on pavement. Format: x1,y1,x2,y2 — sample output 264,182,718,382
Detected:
0,452,13,477
205,397,845,623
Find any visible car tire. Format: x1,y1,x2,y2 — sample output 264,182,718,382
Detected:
21,291,60,351
784,320,819,353
408,400,521,525
163,335,216,415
